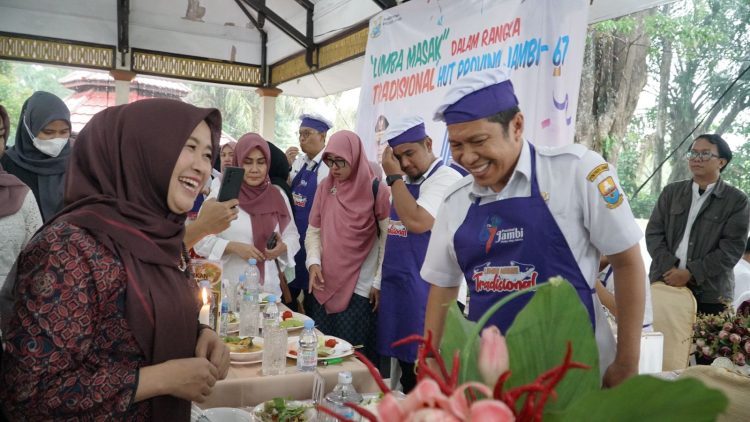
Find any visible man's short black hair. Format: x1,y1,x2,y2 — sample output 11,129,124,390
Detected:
694,134,732,172
485,106,521,135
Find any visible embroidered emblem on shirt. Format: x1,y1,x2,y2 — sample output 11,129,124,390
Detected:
471,261,538,293
598,176,623,209
586,163,609,182
330,187,337,195
299,179,308,187
541,191,550,202
387,220,408,237
292,192,307,208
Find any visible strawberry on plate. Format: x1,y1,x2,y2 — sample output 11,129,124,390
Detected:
325,338,338,348
282,310,293,320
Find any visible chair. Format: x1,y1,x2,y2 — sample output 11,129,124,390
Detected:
650,281,697,371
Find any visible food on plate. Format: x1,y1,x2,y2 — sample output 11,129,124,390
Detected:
223,336,262,353
325,338,338,348
255,397,311,422
282,310,293,320
190,259,223,288
279,318,304,329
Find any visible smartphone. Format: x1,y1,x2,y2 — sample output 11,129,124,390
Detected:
217,166,245,202
266,232,278,250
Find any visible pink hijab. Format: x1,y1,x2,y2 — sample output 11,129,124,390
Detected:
309,130,390,313
232,133,291,283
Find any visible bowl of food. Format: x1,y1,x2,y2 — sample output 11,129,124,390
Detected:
223,336,264,362
252,398,314,422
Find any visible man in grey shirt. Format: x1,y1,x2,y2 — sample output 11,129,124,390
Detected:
646,134,750,314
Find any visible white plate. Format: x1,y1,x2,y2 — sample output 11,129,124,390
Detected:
279,311,313,332
226,337,264,362
287,335,354,361
202,407,253,422
252,400,315,422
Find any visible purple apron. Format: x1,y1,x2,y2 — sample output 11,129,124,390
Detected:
377,162,443,362
290,161,320,291
454,144,595,334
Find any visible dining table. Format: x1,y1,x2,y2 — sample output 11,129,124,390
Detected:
199,304,381,409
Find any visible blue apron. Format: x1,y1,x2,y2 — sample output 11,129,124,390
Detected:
453,144,595,334
377,162,443,362
290,161,320,291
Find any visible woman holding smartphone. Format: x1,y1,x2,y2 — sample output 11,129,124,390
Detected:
194,133,300,299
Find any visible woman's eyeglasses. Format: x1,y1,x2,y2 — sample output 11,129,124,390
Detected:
324,157,347,169
685,150,720,162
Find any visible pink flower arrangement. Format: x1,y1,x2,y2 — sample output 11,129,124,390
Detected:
693,308,750,367
317,328,588,422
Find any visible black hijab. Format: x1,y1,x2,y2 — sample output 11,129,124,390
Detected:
267,140,294,209
4,91,71,220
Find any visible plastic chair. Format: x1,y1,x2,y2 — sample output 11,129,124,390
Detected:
650,281,697,371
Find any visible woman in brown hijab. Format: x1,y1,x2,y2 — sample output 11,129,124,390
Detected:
0,99,229,421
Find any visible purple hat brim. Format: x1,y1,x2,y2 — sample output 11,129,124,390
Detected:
387,123,427,148
443,80,519,125
300,117,331,132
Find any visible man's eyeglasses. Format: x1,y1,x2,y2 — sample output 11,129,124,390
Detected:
299,130,320,139
324,157,347,169
686,150,721,162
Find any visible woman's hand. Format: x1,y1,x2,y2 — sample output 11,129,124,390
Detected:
227,241,265,262
265,239,288,261
308,264,325,293
137,358,218,403
196,327,230,380
369,288,380,312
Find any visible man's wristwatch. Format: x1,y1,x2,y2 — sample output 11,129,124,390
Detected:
386,174,403,186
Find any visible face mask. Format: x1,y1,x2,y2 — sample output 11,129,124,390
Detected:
24,119,69,157
32,137,68,157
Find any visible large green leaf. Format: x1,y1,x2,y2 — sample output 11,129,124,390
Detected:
553,376,728,422
440,302,481,383
504,278,600,413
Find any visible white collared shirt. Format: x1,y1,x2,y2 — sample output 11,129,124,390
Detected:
405,158,463,218
674,181,716,270
290,149,329,184
421,140,643,290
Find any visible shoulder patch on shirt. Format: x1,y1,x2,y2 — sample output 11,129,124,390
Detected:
597,176,624,209
586,163,609,182
535,143,587,158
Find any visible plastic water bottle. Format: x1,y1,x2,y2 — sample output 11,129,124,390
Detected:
234,274,246,313
262,294,279,333
297,319,318,372
219,289,230,337
323,372,362,421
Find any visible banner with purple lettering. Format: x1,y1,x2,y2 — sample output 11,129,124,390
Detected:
356,0,589,164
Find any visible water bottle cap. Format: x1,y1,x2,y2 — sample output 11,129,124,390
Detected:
266,294,276,303
303,319,315,329
248,258,257,265
337,371,352,384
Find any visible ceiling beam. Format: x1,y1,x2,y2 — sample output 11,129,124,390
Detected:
233,0,267,86
238,0,317,70
239,0,310,50
371,0,397,9
117,0,129,67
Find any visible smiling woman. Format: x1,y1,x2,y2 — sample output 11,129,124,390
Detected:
0,99,231,421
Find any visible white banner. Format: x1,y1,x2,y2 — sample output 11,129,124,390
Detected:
355,0,590,164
